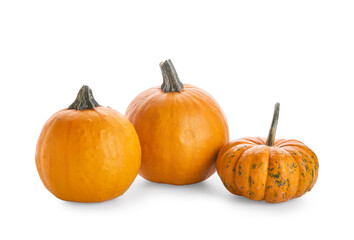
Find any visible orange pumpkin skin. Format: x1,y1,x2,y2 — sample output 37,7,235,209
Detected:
36,87,141,202
126,61,229,185
217,137,319,203
216,105,319,203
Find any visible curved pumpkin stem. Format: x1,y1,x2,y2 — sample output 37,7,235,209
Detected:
68,85,100,110
266,103,280,147
160,59,184,93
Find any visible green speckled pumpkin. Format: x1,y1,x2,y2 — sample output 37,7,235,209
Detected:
216,103,319,203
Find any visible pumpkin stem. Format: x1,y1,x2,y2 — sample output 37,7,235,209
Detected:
266,103,280,147
68,85,100,110
160,59,184,93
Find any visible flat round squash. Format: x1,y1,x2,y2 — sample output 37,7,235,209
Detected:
216,103,319,203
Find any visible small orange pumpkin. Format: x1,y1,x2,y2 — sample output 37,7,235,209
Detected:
126,60,229,185
36,86,141,202
216,103,319,203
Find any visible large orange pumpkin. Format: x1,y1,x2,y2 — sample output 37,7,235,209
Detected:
126,59,229,185
216,103,319,203
36,86,141,202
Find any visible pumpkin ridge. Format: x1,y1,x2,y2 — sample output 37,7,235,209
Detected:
221,149,240,195
297,147,316,192
276,140,307,148
243,145,269,200
231,152,242,195
305,148,319,190
265,147,298,203
281,146,308,198
264,149,273,203
285,150,300,200
217,144,254,195
232,145,255,194
243,137,266,145
234,145,258,197
261,146,271,201
218,139,258,159
241,147,253,198
299,146,318,192
287,146,315,193
274,138,289,146
264,147,274,202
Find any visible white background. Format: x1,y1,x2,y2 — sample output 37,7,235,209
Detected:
0,0,353,239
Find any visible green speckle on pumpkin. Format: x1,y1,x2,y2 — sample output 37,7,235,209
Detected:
275,180,286,187
269,171,280,179
248,176,254,187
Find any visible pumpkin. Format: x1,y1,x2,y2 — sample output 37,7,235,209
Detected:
216,103,319,203
36,86,141,202
126,59,229,185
